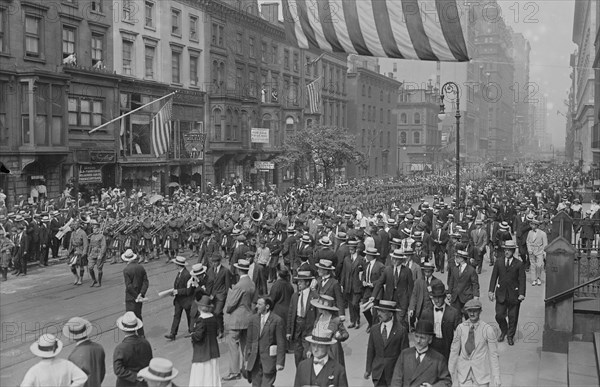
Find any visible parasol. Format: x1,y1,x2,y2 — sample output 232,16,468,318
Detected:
148,194,163,204
167,182,180,188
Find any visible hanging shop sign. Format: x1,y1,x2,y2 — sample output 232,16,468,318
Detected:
79,165,102,184
251,128,270,143
255,161,275,170
182,127,206,160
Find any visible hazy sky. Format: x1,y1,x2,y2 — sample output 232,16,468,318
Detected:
258,0,577,148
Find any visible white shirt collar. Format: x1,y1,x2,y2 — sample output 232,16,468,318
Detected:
381,319,393,333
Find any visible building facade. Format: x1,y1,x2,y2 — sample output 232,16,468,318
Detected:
0,0,118,206
345,67,400,179
511,32,532,156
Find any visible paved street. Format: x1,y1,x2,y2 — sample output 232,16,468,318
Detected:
0,198,547,387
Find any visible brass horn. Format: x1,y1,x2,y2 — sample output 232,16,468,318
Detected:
252,210,263,222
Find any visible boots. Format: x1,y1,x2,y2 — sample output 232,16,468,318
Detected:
97,272,103,287
77,268,84,285
89,269,98,287
2,268,7,281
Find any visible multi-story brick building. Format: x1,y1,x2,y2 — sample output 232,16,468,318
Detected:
0,0,118,205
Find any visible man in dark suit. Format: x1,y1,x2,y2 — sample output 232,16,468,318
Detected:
364,300,409,386
121,249,149,337
431,220,449,273
447,249,480,317
294,328,348,387
314,236,337,274
377,222,390,262
27,215,40,265
408,262,443,328
361,248,385,331
287,271,320,366
206,252,231,337
165,256,194,341
230,235,249,274
515,211,532,271
488,240,526,346
12,222,29,276
390,320,452,387
340,240,365,328
315,259,345,315
113,312,152,387
334,232,350,279
245,296,286,387
63,317,106,387
420,282,462,360
49,210,61,258
370,249,414,329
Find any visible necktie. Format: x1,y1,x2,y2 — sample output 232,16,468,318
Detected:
435,307,444,312
260,315,265,333
506,258,510,267
416,352,423,364
394,268,399,283
366,264,371,283
465,325,476,356
299,292,305,317
382,323,388,341
313,358,326,366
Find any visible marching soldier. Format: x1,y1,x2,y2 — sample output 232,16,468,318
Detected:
87,220,107,287
68,220,89,285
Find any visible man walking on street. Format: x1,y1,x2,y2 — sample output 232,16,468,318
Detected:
122,249,149,337
165,256,194,341
526,219,548,286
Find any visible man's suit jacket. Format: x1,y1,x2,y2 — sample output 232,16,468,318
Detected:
447,264,479,304
366,321,409,384
293,357,348,387
489,257,526,304
68,340,106,387
448,321,500,385
113,335,153,387
361,260,385,301
245,312,286,375
372,265,414,312
378,228,391,258
334,242,350,277
315,277,345,315
206,264,231,307
340,253,365,294
173,267,194,309
269,278,294,327
405,260,423,282
421,305,462,360
13,232,29,260
230,243,249,267
224,275,255,330
470,228,488,252
408,276,443,319
432,228,449,249
287,289,319,338
122,262,149,303
39,223,50,246
391,347,452,387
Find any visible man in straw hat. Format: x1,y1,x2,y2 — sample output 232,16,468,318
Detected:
390,320,452,387
314,259,345,315
340,239,365,329
222,259,255,381
21,333,88,387
113,311,153,387
206,253,231,339
526,217,547,287
287,270,319,366
137,358,179,387
165,256,194,341
63,317,106,387
364,300,409,387
449,299,501,387
361,247,385,332
293,327,348,387
122,248,149,337
447,249,479,318
488,240,526,346
370,249,414,329
408,261,443,329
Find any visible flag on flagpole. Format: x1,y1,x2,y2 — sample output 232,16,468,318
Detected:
119,118,125,152
151,99,173,157
281,0,470,62
307,77,322,114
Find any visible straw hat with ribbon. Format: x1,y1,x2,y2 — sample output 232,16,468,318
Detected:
137,358,179,382
62,317,93,340
30,334,63,358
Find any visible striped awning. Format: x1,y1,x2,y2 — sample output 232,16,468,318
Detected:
282,0,470,62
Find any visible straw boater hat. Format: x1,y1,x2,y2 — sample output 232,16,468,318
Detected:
335,232,348,241
364,247,380,257
294,270,315,281
233,259,251,271
315,259,335,270
62,317,93,340
421,261,436,271
389,249,407,259
30,334,63,358
121,249,138,262
390,238,402,246
502,240,518,250
319,236,332,246
374,299,401,312
456,250,470,259
171,256,188,266
300,235,311,243
348,239,358,247
190,263,207,276
117,311,143,332
305,327,337,346
310,294,339,311
138,358,179,382
499,221,509,230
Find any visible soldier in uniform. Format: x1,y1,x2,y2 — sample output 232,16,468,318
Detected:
87,220,107,287
140,216,153,263
68,220,89,285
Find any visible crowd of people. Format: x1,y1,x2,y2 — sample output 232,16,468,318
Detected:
5,162,598,387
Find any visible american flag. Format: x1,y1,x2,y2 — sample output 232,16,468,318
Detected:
151,98,173,157
282,0,469,62
306,77,322,114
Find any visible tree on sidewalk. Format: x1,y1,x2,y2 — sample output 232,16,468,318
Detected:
275,125,367,187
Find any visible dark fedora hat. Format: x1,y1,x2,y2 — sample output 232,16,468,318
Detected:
414,320,435,336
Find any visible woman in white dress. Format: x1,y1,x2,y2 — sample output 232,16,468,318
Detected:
189,295,221,387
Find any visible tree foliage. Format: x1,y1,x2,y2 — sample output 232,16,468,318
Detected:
275,125,367,187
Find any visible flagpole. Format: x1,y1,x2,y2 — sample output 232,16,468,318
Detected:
88,90,178,134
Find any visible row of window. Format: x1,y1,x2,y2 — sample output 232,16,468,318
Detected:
125,1,200,42
362,130,392,148
322,63,346,95
399,112,421,124
361,85,393,103
321,100,347,128
362,105,392,124
399,131,421,145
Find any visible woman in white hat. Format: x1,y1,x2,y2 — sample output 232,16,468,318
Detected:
189,295,221,387
188,263,208,320
138,358,179,387
21,334,88,387
310,295,349,367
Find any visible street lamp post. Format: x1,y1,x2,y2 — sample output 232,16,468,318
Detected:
439,82,461,204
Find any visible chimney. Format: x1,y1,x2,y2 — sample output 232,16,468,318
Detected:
261,3,279,24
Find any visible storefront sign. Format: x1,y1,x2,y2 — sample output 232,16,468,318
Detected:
90,151,115,163
251,128,270,143
79,165,102,184
255,161,275,170
182,127,206,160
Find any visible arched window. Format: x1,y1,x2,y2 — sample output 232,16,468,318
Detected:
233,110,239,140
400,131,407,144
306,118,313,128
213,108,222,140
400,113,407,124
368,86,371,98
380,90,383,101
387,109,391,124
285,116,295,144
362,84,366,96
414,112,421,124
414,131,420,144
262,113,272,128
